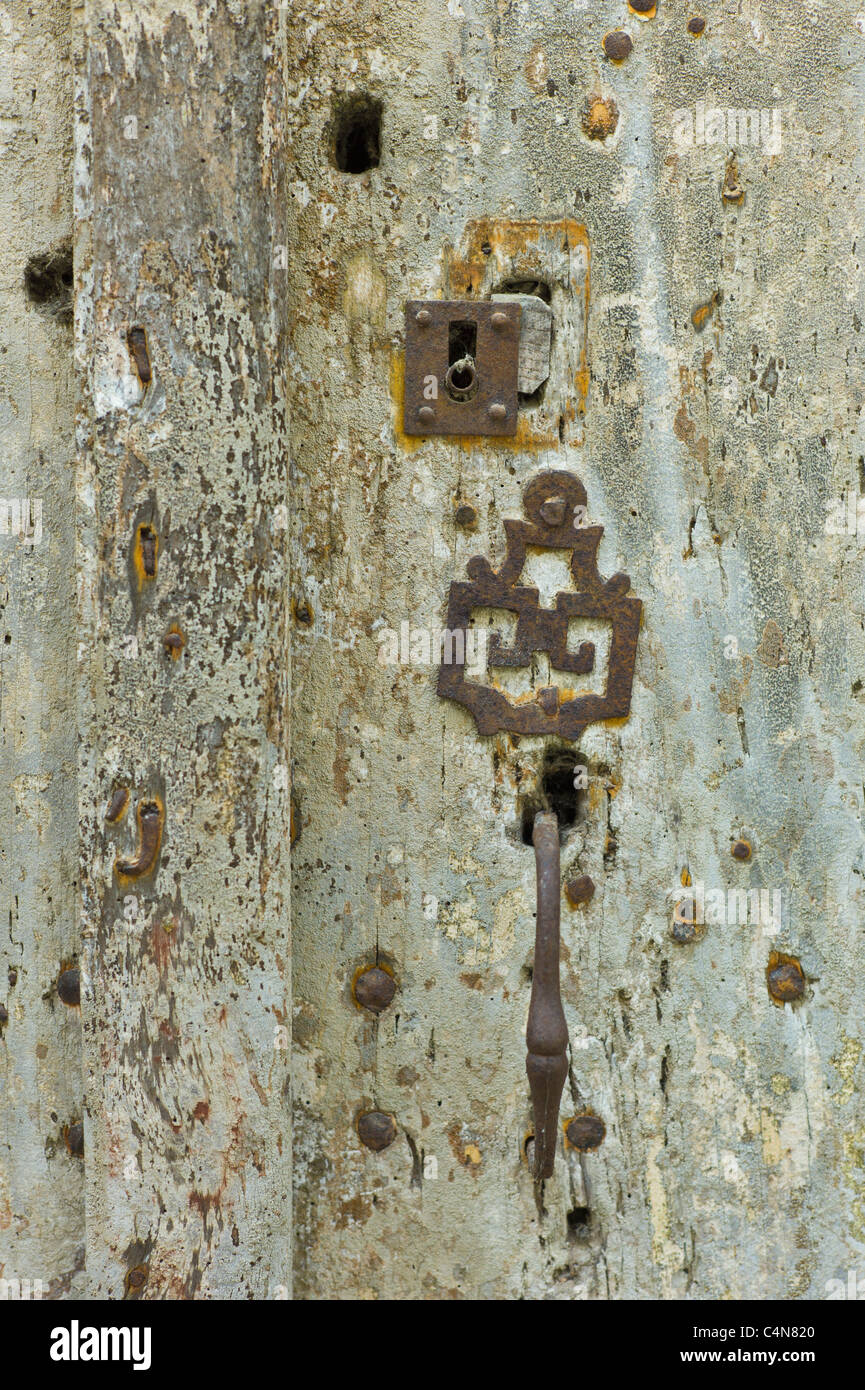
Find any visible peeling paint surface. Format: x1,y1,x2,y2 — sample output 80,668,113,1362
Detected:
1,0,863,1304
0,0,83,1299
289,0,865,1299
74,0,291,1297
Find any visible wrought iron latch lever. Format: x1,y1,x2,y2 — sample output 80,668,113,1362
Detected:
527,811,569,1180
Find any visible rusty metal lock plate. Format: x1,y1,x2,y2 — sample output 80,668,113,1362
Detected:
403,299,521,436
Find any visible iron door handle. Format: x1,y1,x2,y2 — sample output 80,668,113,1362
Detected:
526,810,569,1180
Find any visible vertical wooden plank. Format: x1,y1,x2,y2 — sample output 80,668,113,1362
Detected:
74,0,291,1297
288,0,865,1299
0,0,83,1298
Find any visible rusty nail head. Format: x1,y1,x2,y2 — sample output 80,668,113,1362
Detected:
629,0,655,11
57,967,80,1007
357,1110,397,1151
8,969,16,987
565,874,595,908
566,1113,606,1151
767,959,805,1004
416,308,431,326
491,311,510,329
488,402,506,420
126,1265,148,1294
164,630,184,652
66,1122,84,1156
603,30,633,59
539,496,566,527
687,15,706,33
731,839,752,861
418,405,435,424
455,503,478,528
0,1004,8,1025
353,965,396,1014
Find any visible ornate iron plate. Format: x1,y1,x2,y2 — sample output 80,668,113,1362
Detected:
437,470,642,739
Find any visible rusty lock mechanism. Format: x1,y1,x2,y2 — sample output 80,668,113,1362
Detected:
438,470,642,1179
404,300,522,436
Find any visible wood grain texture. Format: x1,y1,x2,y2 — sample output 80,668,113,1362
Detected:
0,0,83,1300
74,0,291,1298
288,0,865,1299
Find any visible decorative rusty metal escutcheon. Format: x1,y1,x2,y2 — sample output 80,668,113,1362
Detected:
403,299,521,436
437,470,642,738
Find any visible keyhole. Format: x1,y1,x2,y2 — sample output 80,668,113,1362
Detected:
446,320,478,401
446,356,477,400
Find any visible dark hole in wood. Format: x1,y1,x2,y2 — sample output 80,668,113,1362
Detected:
24,241,73,322
332,94,382,174
448,319,477,365
492,276,552,303
567,1206,590,1233
520,750,587,843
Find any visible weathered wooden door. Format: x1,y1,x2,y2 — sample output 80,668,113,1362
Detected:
2,0,292,1300
288,1,865,1299
3,0,864,1306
